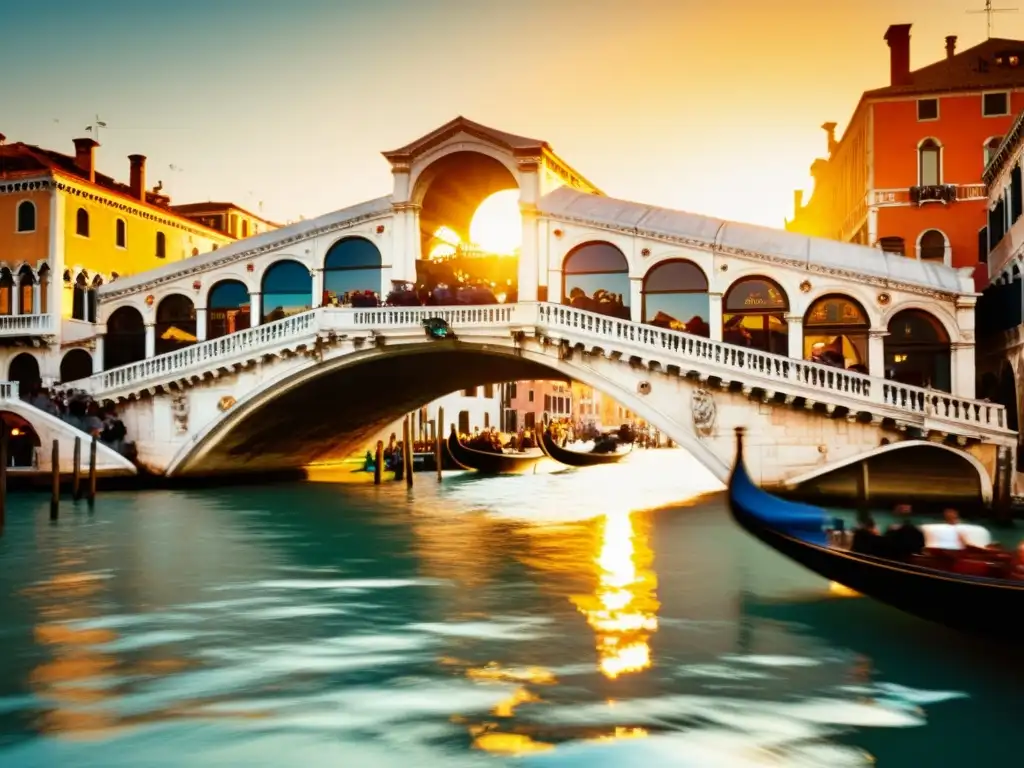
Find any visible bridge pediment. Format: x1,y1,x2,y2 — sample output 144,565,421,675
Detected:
382,116,550,166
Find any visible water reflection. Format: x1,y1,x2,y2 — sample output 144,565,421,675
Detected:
572,511,659,679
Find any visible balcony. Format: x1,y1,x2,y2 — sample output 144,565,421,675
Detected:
909,184,958,205
0,313,55,337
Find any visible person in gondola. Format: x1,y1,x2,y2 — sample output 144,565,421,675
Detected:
851,515,884,556
883,504,925,559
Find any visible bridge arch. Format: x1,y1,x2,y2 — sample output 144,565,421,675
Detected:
722,275,789,354
155,294,197,356
802,293,870,369
207,279,252,339
261,260,312,324
641,258,710,336
165,338,729,480
884,308,951,391
105,305,146,371
562,241,630,319
322,236,383,305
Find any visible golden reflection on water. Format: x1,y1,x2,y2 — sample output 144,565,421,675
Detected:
572,510,659,679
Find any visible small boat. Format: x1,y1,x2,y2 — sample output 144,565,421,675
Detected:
446,427,546,475
727,427,1024,638
538,426,630,467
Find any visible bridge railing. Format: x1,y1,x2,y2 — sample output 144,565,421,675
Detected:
80,311,321,394
535,303,1008,432
0,381,20,400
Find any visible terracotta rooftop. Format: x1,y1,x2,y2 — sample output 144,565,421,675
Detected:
864,36,1024,98
171,201,281,227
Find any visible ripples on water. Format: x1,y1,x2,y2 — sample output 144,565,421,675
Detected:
0,450,1020,766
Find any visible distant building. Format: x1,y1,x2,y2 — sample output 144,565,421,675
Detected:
787,25,1024,280
570,381,638,431
504,380,572,431
171,202,280,240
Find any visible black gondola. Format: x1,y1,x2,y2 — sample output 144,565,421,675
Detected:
446,427,547,475
538,426,630,467
727,427,1024,639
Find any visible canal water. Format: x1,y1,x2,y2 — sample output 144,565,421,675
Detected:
0,450,1019,766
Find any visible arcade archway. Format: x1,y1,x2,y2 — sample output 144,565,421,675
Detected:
884,309,951,391
0,411,40,467
105,306,146,370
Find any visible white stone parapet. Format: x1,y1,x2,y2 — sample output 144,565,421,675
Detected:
0,314,55,337
73,302,1009,440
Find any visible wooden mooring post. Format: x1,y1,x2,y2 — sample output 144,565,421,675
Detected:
72,436,81,500
855,460,870,518
403,415,414,488
374,440,383,485
435,407,444,482
50,439,59,520
88,436,98,506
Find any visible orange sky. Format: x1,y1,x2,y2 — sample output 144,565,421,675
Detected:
2,0,1022,228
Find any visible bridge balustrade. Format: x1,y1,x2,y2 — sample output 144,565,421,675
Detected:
75,301,1007,438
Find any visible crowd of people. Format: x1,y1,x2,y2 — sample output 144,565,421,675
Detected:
839,505,1024,579
22,385,133,458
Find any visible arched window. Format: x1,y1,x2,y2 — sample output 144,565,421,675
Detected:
803,294,869,369
115,218,127,248
75,207,90,237
59,349,93,383
17,266,34,315
72,272,89,321
984,136,1004,168
155,294,197,355
261,260,312,323
0,411,41,468
0,269,13,316
642,260,710,337
105,306,146,370
16,201,35,233
156,231,166,258
242,220,249,238
562,242,630,320
919,139,941,186
8,352,40,393
884,309,951,392
723,276,789,355
323,237,383,306
919,230,947,263
207,279,251,339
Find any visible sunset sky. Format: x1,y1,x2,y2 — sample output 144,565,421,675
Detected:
3,0,1023,229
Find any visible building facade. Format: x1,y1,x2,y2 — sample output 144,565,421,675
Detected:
570,381,638,432
505,380,573,431
787,25,1024,281
0,134,259,388
171,202,280,240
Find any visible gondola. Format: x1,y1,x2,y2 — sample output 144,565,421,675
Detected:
445,427,547,475
727,427,1024,639
538,425,630,467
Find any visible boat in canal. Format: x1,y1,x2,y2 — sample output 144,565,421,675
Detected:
446,426,547,474
727,427,1024,639
538,425,630,467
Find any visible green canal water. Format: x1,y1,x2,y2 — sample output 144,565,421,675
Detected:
0,450,1019,766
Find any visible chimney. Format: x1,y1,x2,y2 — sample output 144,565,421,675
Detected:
128,154,147,202
73,137,98,183
793,189,804,213
946,35,957,59
821,122,838,154
884,24,913,86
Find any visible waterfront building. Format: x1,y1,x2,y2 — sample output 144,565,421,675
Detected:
170,202,280,240
0,133,259,388
786,24,1024,278
505,380,573,431
570,382,638,432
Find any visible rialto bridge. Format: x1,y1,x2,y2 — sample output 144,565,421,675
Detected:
1,118,1013,502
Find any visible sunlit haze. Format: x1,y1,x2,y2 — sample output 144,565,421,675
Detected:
3,0,1020,227
469,191,522,255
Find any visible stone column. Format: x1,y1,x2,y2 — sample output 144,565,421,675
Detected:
93,333,105,373
629,277,642,323
195,307,208,342
517,203,539,302
785,315,803,359
144,323,156,359
32,282,40,315
311,268,324,307
708,292,723,342
11,283,20,316
952,341,976,398
868,329,887,379
249,291,262,327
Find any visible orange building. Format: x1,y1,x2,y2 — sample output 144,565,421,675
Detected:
787,24,1024,286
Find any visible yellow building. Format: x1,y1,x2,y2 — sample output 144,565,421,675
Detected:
0,133,253,388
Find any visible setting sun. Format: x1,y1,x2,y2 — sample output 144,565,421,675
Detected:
470,190,522,256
